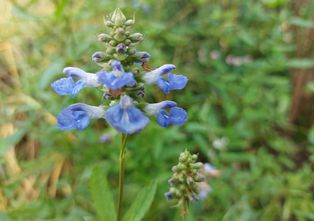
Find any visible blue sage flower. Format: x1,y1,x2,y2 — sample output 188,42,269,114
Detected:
56,103,105,131
51,67,100,97
143,64,188,94
145,101,187,128
104,95,149,134
97,60,136,90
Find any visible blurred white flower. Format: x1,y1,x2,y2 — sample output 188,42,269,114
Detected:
225,55,252,66
212,137,228,150
196,163,220,200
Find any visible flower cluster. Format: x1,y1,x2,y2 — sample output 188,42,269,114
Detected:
164,150,205,206
51,9,188,134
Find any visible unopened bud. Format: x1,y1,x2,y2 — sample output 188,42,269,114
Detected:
125,19,135,26
116,43,127,53
92,52,110,63
97,33,112,42
129,33,144,42
135,51,150,63
194,175,205,182
111,8,126,26
191,162,203,169
104,20,114,27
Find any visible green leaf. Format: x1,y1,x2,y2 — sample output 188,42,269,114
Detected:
0,126,29,156
286,59,314,69
123,180,158,221
308,127,314,145
290,17,314,29
89,167,116,221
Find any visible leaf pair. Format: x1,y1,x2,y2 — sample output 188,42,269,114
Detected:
89,167,157,221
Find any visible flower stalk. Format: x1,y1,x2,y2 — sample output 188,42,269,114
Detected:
117,133,128,221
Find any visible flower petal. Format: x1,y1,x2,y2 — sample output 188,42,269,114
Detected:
156,109,169,128
51,77,75,96
169,107,187,125
71,80,86,97
157,78,170,94
63,67,87,78
111,60,124,72
168,73,188,91
97,71,136,90
56,104,90,130
143,64,176,84
144,101,177,116
104,96,149,134
56,103,105,131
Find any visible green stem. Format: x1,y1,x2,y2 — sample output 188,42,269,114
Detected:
181,200,188,221
117,133,128,221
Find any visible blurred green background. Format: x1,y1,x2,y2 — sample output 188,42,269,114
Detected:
1,0,314,220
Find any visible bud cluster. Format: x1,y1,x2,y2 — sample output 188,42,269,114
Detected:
165,150,205,206
93,8,144,70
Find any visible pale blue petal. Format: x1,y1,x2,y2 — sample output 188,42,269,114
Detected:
168,74,188,91
143,64,176,84
71,80,86,97
51,77,75,96
63,67,87,78
104,96,149,134
145,101,177,116
169,107,187,125
111,60,124,72
56,104,91,131
97,71,136,90
157,78,170,94
156,109,169,128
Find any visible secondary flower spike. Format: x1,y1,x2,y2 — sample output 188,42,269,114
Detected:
51,8,188,134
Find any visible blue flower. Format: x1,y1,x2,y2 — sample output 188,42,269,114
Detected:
143,64,188,94
97,60,136,90
145,101,187,128
104,95,149,134
56,103,105,131
51,67,100,97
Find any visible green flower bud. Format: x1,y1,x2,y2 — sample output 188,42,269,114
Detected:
104,20,114,28
111,8,126,26
113,53,128,61
125,39,131,45
127,47,136,55
125,19,135,26
179,153,188,162
109,40,118,46
191,154,198,161
177,163,186,171
193,175,205,182
106,46,115,55
129,33,144,43
97,33,112,42
191,162,203,169
170,187,180,196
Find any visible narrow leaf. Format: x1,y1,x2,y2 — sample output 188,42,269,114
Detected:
123,180,158,221
89,166,116,221
286,59,314,69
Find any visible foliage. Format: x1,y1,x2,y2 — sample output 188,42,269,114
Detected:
1,0,314,221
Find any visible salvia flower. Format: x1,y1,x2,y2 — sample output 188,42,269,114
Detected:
143,64,188,94
104,95,149,134
51,8,188,135
51,67,100,97
145,101,187,127
97,60,136,90
56,103,105,131
165,150,205,207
